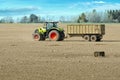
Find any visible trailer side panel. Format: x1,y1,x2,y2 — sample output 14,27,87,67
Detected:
67,24,105,35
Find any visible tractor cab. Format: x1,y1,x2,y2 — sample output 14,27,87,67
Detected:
45,22,58,30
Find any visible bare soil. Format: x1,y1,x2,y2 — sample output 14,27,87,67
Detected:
0,23,120,80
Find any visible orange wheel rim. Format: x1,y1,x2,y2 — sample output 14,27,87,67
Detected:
50,32,57,40
34,35,39,39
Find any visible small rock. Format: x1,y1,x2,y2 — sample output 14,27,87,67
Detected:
52,50,56,52
65,56,68,58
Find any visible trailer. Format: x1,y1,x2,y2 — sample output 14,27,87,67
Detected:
67,24,105,41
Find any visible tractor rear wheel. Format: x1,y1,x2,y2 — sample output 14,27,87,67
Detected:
33,33,45,41
49,30,60,41
59,32,65,41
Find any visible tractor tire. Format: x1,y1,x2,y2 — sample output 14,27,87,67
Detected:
41,35,46,41
59,32,65,41
33,33,45,41
49,30,60,41
90,35,97,42
84,35,90,41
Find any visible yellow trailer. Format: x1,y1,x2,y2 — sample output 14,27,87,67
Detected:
67,24,105,41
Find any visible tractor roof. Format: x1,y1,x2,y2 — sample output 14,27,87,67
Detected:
45,21,59,23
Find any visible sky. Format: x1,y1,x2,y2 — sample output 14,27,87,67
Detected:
0,0,120,18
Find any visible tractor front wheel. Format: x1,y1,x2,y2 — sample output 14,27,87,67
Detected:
33,33,45,41
49,30,60,41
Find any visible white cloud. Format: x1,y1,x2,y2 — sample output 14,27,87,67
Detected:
93,3,120,10
69,1,120,12
69,1,105,9
69,2,81,8
0,6,41,12
0,6,41,16
93,1,105,4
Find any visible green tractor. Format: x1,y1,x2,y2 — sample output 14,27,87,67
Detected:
32,22,65,41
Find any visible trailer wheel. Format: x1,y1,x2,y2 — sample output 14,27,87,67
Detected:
96,36,102,41
90,35,97,42
96,38,101,41
84,35,90,41
49,30,60,41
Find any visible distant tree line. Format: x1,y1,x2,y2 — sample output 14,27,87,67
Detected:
0,9,120,23
0,17,14,23
0,14,45,23
77,9,120,23
0,14,76,23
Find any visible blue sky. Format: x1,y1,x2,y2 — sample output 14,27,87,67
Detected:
0,0,120,18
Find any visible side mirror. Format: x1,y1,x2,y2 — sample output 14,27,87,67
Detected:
43,27,46,29
44,23,46,26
